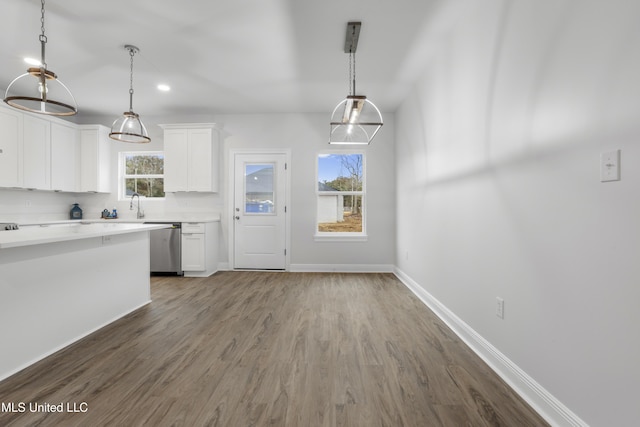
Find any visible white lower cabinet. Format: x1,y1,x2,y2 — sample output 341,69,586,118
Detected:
182,233,205,271
181,222,219,277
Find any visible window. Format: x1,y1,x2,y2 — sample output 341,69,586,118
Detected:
120,152,165,199
244,163,276,214
316,153,366,239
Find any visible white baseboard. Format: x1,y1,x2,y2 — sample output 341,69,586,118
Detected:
219,263,393,273
394,268,587,427
290,263,395,273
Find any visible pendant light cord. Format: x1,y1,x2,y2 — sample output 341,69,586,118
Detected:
39,0,47,69
38,0,48,102
128,47,135,112
37,0,48,72
348,51,353,96
351,51,356,96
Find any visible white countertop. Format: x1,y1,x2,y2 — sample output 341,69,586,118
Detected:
0,222,170,249
15,214,221,227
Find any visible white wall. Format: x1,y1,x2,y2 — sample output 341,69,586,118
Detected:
217,113,396,270
395,0,640,425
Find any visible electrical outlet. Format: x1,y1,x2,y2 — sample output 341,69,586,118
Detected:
496,297,505,319
25,200,31,208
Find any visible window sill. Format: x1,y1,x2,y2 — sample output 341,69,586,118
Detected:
314,233,368,242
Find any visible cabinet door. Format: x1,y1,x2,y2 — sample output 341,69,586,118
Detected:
0,107,23,187
51,122,78,192
164,129,189,192
188,128,214,191
23,114,51,190
79,126,110,193
181,233,205,271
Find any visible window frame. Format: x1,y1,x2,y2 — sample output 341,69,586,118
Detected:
314,150,367,242
118,151,166,201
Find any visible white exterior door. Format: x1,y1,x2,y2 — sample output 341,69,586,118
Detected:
233,153,287,270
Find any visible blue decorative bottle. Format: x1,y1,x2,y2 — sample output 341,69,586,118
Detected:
70,203,83,220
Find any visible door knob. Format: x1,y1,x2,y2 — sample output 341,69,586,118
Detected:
235,216,240,220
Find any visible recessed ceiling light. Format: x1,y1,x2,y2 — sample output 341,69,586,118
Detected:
24,57,42,66
157,84,171,92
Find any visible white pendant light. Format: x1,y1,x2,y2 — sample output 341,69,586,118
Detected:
3,0,77,116
329,22,382,145
109,45,150,143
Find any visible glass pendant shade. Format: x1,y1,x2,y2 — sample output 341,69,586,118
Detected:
4,68,77,116
109,111,150,143
329,22,382,145
109,45,150,143
3,0,77,116
330,95,383,145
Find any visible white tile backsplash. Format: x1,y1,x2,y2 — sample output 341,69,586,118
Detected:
0,188,223,224
0,188,81,222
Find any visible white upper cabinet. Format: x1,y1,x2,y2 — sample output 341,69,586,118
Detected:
51,122,79,192
22,114,51,190
160,123,220,192
0,105,23,188
79,125,111,193
163,128,189,192
0,105,108,193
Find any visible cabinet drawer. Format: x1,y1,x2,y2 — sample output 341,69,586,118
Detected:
182,222,205,234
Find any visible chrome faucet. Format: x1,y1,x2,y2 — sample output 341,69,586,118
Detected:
130,192,145,219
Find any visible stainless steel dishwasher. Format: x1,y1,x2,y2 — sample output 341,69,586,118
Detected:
146,222,183,275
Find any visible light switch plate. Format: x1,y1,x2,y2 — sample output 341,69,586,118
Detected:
600,150,620,182
496,297,504,319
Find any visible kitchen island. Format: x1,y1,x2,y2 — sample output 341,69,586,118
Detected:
0,222,169,381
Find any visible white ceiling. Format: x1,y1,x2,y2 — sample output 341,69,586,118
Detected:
0,0,447,120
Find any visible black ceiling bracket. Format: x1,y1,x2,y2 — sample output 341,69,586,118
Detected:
343,21,361,53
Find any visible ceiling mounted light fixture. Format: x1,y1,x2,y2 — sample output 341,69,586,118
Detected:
329,21,382,145
3,0,77,116
109,45,150,143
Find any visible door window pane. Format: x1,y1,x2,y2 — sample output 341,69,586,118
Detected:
245,164,275,214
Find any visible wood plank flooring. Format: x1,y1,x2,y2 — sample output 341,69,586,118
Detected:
0,272,549,426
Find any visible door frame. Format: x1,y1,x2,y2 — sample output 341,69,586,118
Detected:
228,149,291,271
